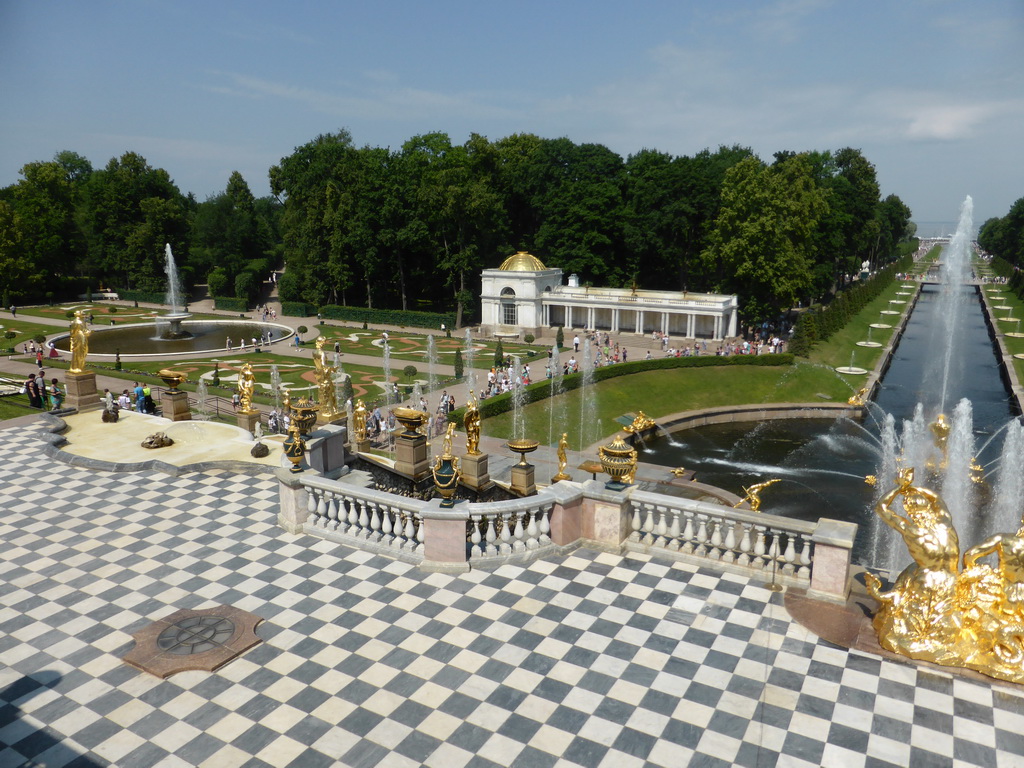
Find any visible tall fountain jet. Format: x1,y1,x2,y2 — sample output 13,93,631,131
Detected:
160,243,193,339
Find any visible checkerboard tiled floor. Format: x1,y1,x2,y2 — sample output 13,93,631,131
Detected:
2,420,1023,767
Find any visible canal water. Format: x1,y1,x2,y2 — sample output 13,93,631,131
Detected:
642,282,1015,567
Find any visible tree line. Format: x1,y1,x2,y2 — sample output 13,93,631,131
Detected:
0,131,913,325
979,198,1024,268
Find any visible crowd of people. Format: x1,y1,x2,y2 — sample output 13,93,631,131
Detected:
22,372,63,410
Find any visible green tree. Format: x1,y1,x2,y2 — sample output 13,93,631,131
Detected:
454,348,464,379
494,339,504,368
701,154,828,323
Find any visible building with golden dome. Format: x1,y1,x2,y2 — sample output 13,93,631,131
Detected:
480,251,739,340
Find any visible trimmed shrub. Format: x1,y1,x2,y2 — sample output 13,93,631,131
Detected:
280,301,318,317
214,296,248,312
556,327,564,348
454,348,464,379
318,304,456,330
118,289,166,304
108,306,117,314
524,333,535,344
207,267,229,298
494,339,504,368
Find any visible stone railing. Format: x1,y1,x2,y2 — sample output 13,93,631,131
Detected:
277,471,856,600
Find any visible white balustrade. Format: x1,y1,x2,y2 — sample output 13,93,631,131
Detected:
627,491,816,586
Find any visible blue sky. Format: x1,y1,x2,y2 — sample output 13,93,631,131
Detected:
2,0,1022,231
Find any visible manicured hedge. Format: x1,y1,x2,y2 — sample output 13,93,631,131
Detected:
214,296,248,312
318,304,456,330
449,353,794,422
280,301,318,317
118,289,167,304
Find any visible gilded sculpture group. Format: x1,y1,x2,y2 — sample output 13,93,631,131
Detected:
868,464,1024,684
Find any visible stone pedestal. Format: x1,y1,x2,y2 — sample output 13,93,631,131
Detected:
160,390,192,422
276,469,309,534
394,433,430,480
237,410,261,435
64,370,101,411
307,425,348,475
461,453,490,490
510,462,537,496
355,439,371,455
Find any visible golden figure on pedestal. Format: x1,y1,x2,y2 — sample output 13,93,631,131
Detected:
551,433,571,482
352,399,368,443
313,336,339,419
69,310,91,373
866,466,1024,684
237,362,258,414
847,387,868,406
464,390,481,456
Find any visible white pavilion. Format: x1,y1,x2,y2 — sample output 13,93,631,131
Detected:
479,251,739,340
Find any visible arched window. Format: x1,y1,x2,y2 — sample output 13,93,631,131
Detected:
500,287,516,297
500,287,517,325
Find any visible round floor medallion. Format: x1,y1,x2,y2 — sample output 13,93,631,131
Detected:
157,615,236,656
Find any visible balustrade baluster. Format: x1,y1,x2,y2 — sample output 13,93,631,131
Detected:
630,506,643,541
499,512,513,554
655,507,668,547
315,491,327,523
470,515,483,557
358,502,370,537
642,505,656,543
526,510,539,550
695,517,709,557
538,507,551,543
485,515,498,556
513,512,526,552
381,505,394,544
667,509,681,550
369,504,381,540
307,489,317,518
414,515,424,551
722,521,737,564
798,536,812,578
782,534,797,575
708,519,723,560
737,523,753,566
681,513,695,554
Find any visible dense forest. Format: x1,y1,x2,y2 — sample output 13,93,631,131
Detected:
0,130,913,325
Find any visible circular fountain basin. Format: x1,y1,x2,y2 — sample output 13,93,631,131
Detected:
998,316,1019,322
856,342,882,348
870,323,892,329
993,306,1014,311
880,310,901,316
1007,334,1024,339
834,366,868,375
51,319,294,357
888,300,906,305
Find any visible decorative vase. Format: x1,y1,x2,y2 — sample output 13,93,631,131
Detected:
393,407,428,438
506,438,540,467
157,369,187,393
283,426,305,473
599,435,638,490
432,455,461,508
290,398,319,435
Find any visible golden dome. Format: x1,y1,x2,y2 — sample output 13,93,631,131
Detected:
498,251,547,271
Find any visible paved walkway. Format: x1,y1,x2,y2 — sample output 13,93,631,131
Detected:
1,419,1021,767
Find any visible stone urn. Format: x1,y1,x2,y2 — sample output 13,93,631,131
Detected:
432,454,461,508
282,426,305,473
290,398,319,435
157,369,188,393
598,434,638,490
393,406,428,438
506,438,540,467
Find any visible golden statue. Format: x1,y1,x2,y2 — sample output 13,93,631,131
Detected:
847,386,868,406
440,421,455,459
237,362,257,414
464,390,481,456
624,411,656,434
733,478,780,512
551,432,571,482
865,467,1024,683
928,414,950,470
69,310,91,373
313,336,338,418
352,399,368,443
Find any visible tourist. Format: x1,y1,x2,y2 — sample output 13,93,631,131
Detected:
334,340,341,355
268,410,279,433
231,392,240,412
9,305,15,317
251,337,257,350
226,337,232,351
573,334,580,352
118,389,131,410
24,374,41,409
142,384,154,414
36,350,43,369
49,378,64,411
133,382,144,412
103,388,114,409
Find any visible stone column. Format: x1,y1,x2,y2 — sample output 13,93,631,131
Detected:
160,390,192,422
237,410,260,435
808,519,857,603
394,433,430,480
510,462,536,496
421,505,471,574
64,370,101,411
461,453,490,491
277,469,308,534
